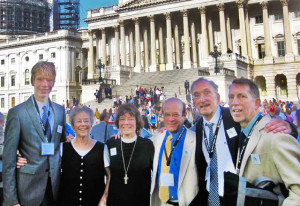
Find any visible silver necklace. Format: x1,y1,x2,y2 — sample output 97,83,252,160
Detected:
120,136,137,184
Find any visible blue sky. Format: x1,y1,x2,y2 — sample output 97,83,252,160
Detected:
80,0,118,28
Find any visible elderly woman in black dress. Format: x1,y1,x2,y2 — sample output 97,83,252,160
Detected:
17,106,106,206
100,103,154,206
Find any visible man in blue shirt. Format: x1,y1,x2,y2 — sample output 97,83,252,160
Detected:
150,97,198,206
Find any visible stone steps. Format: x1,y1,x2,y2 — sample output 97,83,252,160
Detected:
84,68,200,112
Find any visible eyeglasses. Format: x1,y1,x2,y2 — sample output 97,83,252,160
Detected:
74,119,91,124
192,90,214,100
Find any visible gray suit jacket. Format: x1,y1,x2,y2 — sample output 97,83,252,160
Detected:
150,128,199,206
90,122,116,143
3,96,66,206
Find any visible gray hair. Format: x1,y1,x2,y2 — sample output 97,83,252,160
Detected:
230,78,260,99
190,77,218,94
31,61,56,83
70,106,94,126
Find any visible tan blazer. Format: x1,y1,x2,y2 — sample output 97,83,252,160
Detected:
238,115,300,206
150,128,199,206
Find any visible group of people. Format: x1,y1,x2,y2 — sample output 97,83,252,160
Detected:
1,60,300,206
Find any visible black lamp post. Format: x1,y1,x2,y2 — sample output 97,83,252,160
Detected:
210,45,222,74
96,59,105,82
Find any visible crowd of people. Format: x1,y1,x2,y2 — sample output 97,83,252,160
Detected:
0,61,300,206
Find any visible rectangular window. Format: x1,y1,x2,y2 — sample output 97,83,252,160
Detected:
11,58,15,64
76,52,80,59
298,39,300,55
11,75,15,86
51,94,56,102
258,44,265,59
11,97,15,107
277,41,285,57
0,98,4,108
255,15,263,24
1,76,4,87
39,54,43,60
274,14,283,21
1,59,4,65
51,52,56,58
295,11,300,18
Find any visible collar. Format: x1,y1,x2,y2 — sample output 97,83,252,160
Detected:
166,125,185,140
203,106,221,126
121,135,137,143
242,112,262,137
31,95,50,112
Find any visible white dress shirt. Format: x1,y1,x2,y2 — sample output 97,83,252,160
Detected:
202,106,236,197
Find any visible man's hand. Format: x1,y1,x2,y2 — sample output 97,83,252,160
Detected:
16,152,27,169
112,132,121,140
66,134,74,142
264,119,291,134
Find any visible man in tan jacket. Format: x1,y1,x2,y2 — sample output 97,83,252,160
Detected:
228,78,300,205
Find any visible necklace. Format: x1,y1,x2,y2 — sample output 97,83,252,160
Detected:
120,136,137,184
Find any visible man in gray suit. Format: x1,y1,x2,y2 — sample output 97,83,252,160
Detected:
3,61,65,206
90,111,116,143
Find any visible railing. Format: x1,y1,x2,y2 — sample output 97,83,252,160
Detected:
198,68,210,76
218,53,247,62
105,65,134,72
253,59,264,64
82,78,116,85
274,56,285,63
223,68,235,76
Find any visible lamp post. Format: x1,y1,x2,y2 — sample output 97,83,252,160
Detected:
96,59,105,82
210,45,222,74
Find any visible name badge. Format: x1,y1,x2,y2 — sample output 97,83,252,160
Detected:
41,143,54,156
161,173,174,187
251,154,261,165
110,148,117,156
226,127,238,138
57,125,62,134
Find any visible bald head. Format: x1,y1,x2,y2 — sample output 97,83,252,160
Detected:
163,98,186,134
163,97,186,116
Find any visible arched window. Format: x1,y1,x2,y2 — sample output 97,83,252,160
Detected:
25,69,30,85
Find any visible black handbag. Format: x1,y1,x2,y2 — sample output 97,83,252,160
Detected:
223,172,288,206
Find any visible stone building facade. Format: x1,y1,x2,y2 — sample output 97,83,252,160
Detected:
83,0,300,102
0,29,84,113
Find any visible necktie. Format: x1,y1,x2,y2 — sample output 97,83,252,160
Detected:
206,123,220,206
159,134,172,203
42,106,51,142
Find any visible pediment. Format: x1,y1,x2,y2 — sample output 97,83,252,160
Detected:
118,0,173,10
255,36,264,41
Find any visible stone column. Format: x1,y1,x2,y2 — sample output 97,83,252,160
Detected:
158,24,165,65
261,1,273,63
134,18,141,72
281,0,294,61
182,9,191,69
245,5,252,58
129,30,134,67
190,20,198,67
143,27,149,71
149,15,157,72
87,30,94,79
265,75,276,100
287,74,298,100
236,0,248,57
68,47,72,81
120,20,126,65
226,10,233,51
208,16,214,52
199,7,209,59
165,12,174,70
101,28,107,66
217,3,228,54
174,23,181,68
114,25,120,66
95,31,101,61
